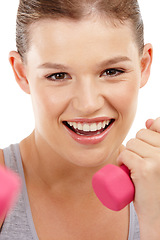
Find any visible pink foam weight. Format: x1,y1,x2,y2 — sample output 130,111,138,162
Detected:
92,164,135,211
0,166,21,219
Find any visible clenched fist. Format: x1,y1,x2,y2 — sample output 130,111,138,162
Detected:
117,118,160,239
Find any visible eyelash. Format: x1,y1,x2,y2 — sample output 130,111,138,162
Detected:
46,72,71,81
100,68,125,78
46,68,125,81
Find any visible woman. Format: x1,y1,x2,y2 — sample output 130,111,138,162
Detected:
0,0,160,239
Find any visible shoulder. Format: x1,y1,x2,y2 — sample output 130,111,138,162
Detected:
0,149,5,229
0,149,5,167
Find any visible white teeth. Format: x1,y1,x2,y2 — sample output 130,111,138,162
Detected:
90,123,97,132
106,120,110,126
77,123,83,130
97,122,102,130
102,121,106,128
67,120,112,132
83,124,90,132
73,122,77,129
69,122,73,127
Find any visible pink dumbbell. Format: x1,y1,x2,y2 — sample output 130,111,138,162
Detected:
0,166,21,218
92,164,135,211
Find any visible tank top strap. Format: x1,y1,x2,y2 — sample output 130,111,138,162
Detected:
128,202,140,239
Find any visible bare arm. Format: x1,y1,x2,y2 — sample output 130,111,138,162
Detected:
117,118,160,239
0,149,5,229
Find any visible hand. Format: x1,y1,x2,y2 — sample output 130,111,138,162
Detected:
117,117,160,239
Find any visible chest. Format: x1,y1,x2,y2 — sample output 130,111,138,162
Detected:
29,194,129,240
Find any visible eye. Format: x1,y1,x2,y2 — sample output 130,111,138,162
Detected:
100,68,125,77
46,72,71,81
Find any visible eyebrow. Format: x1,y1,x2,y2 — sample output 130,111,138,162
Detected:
37,56,131,70
37,63,70,70
97,56,132,68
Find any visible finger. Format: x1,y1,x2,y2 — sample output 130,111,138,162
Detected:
126,138,155,158
146,117,160,133
145,119,154,129
117,149,160,188
117,149,143,176
136,128,160,148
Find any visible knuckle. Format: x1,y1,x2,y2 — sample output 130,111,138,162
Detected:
142,161,153,177
133,160,153,181
144,160,159,176
118,149,127,160
126,138,136,149
121,149,129,158
140,158,160,180
136,128,146,139
118,149,132,163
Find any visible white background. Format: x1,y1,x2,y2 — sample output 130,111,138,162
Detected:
0,1,160,148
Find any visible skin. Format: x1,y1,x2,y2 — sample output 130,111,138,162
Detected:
118,118,160,239
1,15,160,239
10,18,150,170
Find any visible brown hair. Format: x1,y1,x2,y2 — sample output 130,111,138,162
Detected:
16,0,144,60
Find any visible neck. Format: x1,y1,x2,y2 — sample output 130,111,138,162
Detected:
20,130,120,197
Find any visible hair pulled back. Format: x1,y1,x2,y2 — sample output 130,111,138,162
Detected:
16,0,144,60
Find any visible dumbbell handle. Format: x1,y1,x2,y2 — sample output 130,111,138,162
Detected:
92,164,135,211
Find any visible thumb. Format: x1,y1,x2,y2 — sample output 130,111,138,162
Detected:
145,119,154,129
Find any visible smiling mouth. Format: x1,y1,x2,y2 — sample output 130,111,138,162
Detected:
63,119,115,136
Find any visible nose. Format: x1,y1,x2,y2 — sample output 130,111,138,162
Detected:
72,77,105,115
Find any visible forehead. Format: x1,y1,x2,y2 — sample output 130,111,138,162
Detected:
27,17,138,65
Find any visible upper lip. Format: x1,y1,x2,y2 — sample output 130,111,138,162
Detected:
63,117,113,123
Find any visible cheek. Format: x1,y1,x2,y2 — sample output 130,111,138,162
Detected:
108,81,140,117
106,81,140,144
30,86,70,122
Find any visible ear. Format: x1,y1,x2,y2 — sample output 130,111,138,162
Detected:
9,51,30,94
140,43,153,88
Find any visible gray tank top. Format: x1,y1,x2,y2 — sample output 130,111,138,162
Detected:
0,144,140,239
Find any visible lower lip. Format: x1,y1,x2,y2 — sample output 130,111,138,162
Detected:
63,122,114,145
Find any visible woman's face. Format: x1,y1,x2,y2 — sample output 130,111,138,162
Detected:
23,17,148,167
